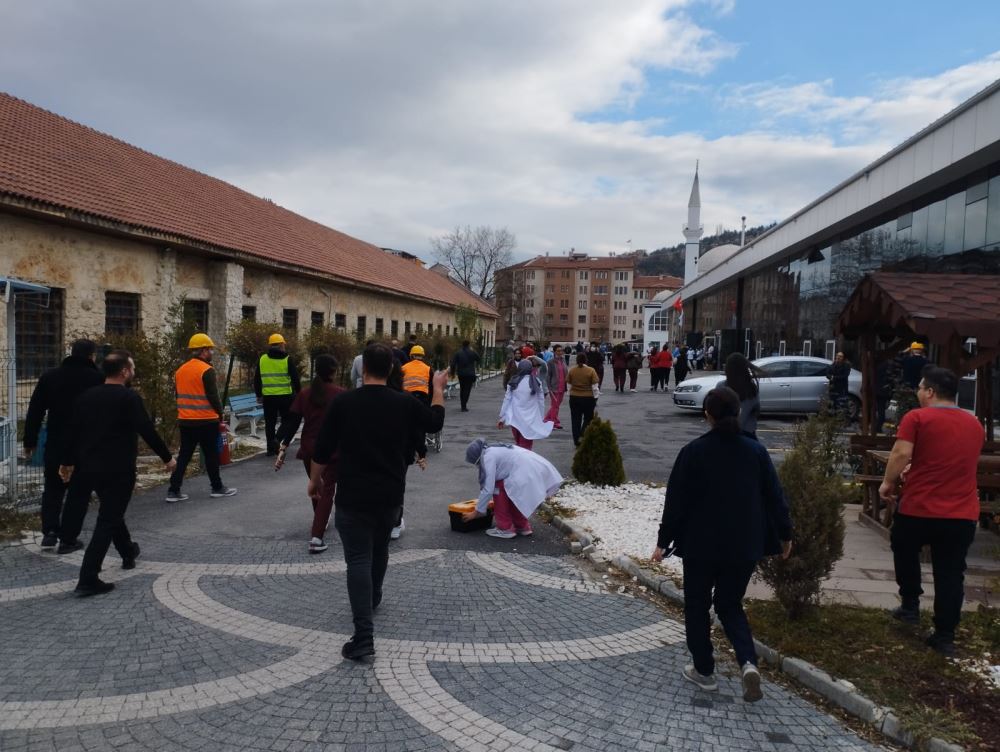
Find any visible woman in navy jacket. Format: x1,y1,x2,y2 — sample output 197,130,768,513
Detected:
653,386,793,702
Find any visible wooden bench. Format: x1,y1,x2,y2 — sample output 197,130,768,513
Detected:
228,393,263,437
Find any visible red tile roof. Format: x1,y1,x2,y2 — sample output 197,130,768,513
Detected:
634,274,683,290
0,93,495,317
515,255,638,270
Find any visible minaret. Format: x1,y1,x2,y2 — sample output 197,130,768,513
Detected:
682,162,703,285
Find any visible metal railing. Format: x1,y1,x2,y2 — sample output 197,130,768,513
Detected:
1,350,59,509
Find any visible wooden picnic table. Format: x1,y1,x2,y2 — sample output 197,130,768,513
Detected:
858,449,1000,534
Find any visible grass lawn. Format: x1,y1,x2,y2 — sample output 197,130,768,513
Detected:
0,505,40,541
746,600,999,751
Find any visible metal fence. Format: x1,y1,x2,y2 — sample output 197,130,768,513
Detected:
1,350,59,509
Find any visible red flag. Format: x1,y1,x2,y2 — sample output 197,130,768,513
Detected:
672,297,683,312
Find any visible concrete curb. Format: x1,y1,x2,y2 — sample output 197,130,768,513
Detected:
538,502,965,752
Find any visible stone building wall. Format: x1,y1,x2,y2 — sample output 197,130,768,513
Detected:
0,212,496,354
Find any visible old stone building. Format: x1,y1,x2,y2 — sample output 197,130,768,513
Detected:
0,93,497,368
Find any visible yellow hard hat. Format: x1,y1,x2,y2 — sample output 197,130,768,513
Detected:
909,341,925,351
268,333,286,346
188,333,215,349
410,345,425,357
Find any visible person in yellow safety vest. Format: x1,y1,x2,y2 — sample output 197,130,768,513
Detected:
166,333,237,503
254,333,301,456
395,344,433,539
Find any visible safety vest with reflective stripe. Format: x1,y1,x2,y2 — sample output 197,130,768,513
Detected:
401,359,431,394
258,354,293,396
175,358,219,420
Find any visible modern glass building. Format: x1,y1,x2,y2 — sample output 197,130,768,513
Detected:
660,78,1000,364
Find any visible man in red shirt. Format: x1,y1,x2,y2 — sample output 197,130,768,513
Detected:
879,366,984,656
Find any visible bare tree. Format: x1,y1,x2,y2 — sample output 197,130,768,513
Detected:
431,225,515,300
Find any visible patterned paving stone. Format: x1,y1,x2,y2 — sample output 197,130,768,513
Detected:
1,470,887,751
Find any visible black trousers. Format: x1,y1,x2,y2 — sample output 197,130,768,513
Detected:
650,368,661,390
262,394,294,453
78,472,136,584
569,395,596,445
662,367,672,389
335,505,398,643
458,375,476,410
41,451,91,538
890,513,976,636
682,558,758,676
410,392,430,459
169,422,223,492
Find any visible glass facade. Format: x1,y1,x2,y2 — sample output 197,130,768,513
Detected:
692,163,1000,359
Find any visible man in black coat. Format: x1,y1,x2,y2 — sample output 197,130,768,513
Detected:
60,350,175,596
449,340,481,412
653,387,792,702
23,339,104,551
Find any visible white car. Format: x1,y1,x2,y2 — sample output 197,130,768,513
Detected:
672,356,862,417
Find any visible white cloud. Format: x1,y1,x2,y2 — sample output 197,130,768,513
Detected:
1,2,998,264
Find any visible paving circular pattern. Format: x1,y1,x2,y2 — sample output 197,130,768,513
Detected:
0,536,883,750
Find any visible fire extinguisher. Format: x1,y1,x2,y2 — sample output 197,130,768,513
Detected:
218,421,232,465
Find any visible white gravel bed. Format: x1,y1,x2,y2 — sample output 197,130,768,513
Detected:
550,482,683,577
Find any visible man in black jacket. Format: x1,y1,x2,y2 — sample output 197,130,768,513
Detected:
309,343,446,660
60,350,175,596
449,340,480,411
23,339,104,550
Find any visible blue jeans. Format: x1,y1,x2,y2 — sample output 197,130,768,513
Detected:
682,558,758,676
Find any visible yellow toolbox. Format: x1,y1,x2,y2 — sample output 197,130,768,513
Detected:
448,499,494,532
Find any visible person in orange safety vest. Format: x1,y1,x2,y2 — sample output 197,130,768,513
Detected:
166,333,237,503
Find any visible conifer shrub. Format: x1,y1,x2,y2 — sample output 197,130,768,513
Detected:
572,416,626,487
757,411,849,618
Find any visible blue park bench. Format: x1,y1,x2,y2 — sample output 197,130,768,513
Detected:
228,393,264,437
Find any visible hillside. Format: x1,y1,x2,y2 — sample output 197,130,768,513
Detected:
636,224,774,277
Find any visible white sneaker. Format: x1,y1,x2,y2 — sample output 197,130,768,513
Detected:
210,487,238,498
741,663,763,702
629,388,636,393
390,518,405,539
309,537,328,554
485,527,516,539
682,664,718,691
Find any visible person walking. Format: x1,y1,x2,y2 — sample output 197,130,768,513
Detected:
59,350,175,596
901,342,928,389
648,345,662,391
308,343,446,660
625,348,641,392
828,351,852,418
166,333,237,502
498,360,553,450
656,346,674,391
567,353,599,447
450,340,480,412
255,333,301,455
673,346,690,387
585,343,605,388
23,338,104,552
611,344,628,392
401,344,433,459
719,352,762,440
461,439,563,539
275,354,345,554
544,344,567,429
880,366,985,656
653,386,792,702
502,347,523,389
350,340,375,388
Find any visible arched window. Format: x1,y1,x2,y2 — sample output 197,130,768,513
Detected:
648,310,669,331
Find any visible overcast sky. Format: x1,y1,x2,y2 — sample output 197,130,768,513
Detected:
4,1,1000,262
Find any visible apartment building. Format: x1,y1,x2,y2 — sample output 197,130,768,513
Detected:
495,251,641,343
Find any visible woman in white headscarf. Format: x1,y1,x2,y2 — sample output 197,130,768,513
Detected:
462,439,563,539
498,359,554,450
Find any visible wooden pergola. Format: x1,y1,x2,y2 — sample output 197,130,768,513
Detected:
836,272,1000,531
836,272,999,438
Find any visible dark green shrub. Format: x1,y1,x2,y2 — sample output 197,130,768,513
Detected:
757,411,849,618
572,416,626,487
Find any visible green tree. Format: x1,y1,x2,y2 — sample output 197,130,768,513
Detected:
757,411,849,618
572,416,626,487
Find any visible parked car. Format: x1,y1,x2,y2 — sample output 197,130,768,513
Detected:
672,356,862,418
